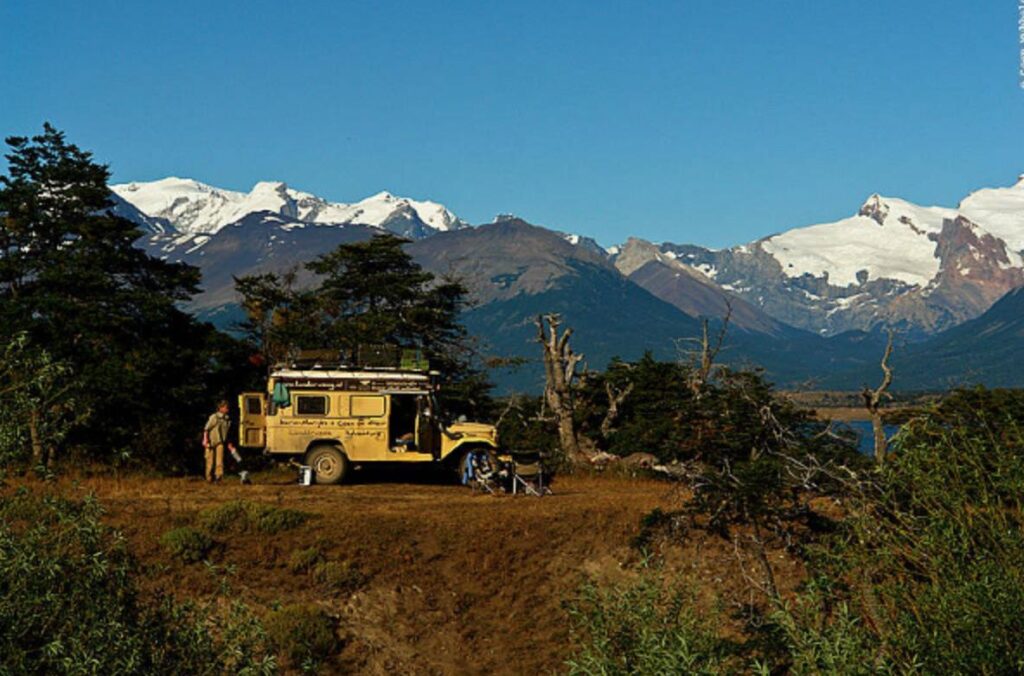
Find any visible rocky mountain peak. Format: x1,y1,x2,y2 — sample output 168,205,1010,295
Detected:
858,194,889,225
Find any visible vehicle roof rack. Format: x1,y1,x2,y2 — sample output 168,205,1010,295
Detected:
284,346,430,372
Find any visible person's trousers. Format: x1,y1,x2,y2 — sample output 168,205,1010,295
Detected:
205,443,224,481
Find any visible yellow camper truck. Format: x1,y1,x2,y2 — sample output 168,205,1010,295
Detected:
237,366,498,484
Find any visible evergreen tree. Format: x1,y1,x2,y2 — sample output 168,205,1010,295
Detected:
307,234,470,366
0,124,246,466
236,233,492,417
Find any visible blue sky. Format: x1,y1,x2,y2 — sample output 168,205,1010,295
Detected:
1,1,1022,247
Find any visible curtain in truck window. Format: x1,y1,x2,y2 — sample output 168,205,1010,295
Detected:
296,395,328,416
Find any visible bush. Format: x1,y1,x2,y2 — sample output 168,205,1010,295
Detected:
838,412,1024,672
760,401,1024,673
159,526,214,563
265,604,336,671
763,586,883,675
566,574,735,675
312,560,367,594
198,500,310,535
0,490,276,674
573,389,1024,674
256,504,310,535
289,547,323,574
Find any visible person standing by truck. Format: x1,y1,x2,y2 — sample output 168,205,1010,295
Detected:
203,400,236,483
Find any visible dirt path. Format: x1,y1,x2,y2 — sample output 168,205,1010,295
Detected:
59,471,677,674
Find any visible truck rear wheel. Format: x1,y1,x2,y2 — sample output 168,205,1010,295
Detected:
306,445,348,485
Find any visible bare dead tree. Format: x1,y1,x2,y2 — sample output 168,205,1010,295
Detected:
862,330,895,463
535,313,586,463
494,394,520,428
599,380,635,439
678,299,732,397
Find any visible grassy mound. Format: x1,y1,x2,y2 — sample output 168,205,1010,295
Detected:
159,526,214,563
198,500,310,535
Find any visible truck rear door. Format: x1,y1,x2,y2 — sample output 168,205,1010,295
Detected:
238,392,267,448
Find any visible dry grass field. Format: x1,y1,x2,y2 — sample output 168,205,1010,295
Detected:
15,467,807,674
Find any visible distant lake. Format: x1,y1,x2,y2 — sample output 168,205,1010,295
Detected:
841,419,901,455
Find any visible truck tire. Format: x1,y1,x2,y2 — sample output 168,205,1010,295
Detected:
306,445,348,485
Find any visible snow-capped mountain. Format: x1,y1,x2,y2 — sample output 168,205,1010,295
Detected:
629,176,1024,337
113,171,1024,343
958,175,1024,251
112,177,466,242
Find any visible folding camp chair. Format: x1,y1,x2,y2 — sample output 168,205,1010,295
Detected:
510,452,552,496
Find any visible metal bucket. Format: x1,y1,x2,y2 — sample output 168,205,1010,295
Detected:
298,465,313,486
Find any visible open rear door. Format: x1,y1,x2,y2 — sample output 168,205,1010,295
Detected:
238,392,267,449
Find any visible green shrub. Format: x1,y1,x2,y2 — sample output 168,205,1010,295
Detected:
197,500,249,532
763,403,1024,674
763,586,884,675
0,490,276,674
566,574,735,675
198,500,310,535
265,604,336,671
845,414,1024,672
312,560,367,594
289,547,323,574
569,386,1024,675
160,526,214,563
255,504,309,534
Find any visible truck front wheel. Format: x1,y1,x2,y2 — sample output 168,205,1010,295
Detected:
306,445,348,485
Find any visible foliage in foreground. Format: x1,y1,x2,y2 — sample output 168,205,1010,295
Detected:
264,604,338,672
568,390,1024,674
566,574,736,675
792,400,1024,674
159,526,215,563
0,490,277,674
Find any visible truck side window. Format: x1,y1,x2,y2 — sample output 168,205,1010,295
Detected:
246,397,262,415
296,395,328,416
350,395,385,417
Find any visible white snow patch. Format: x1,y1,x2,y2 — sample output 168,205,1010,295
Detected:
184,235,210,254
693,262,717,278
113,178,465,237
826,293,872,316
760,195,956,287
959,176,1024,253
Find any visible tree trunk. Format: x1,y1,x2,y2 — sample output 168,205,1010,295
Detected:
556,404,581,461
863,331,895,464
599,382,634,440
753,534,780,601
871,413,887,463
28,407,44,469
536,314,587,463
